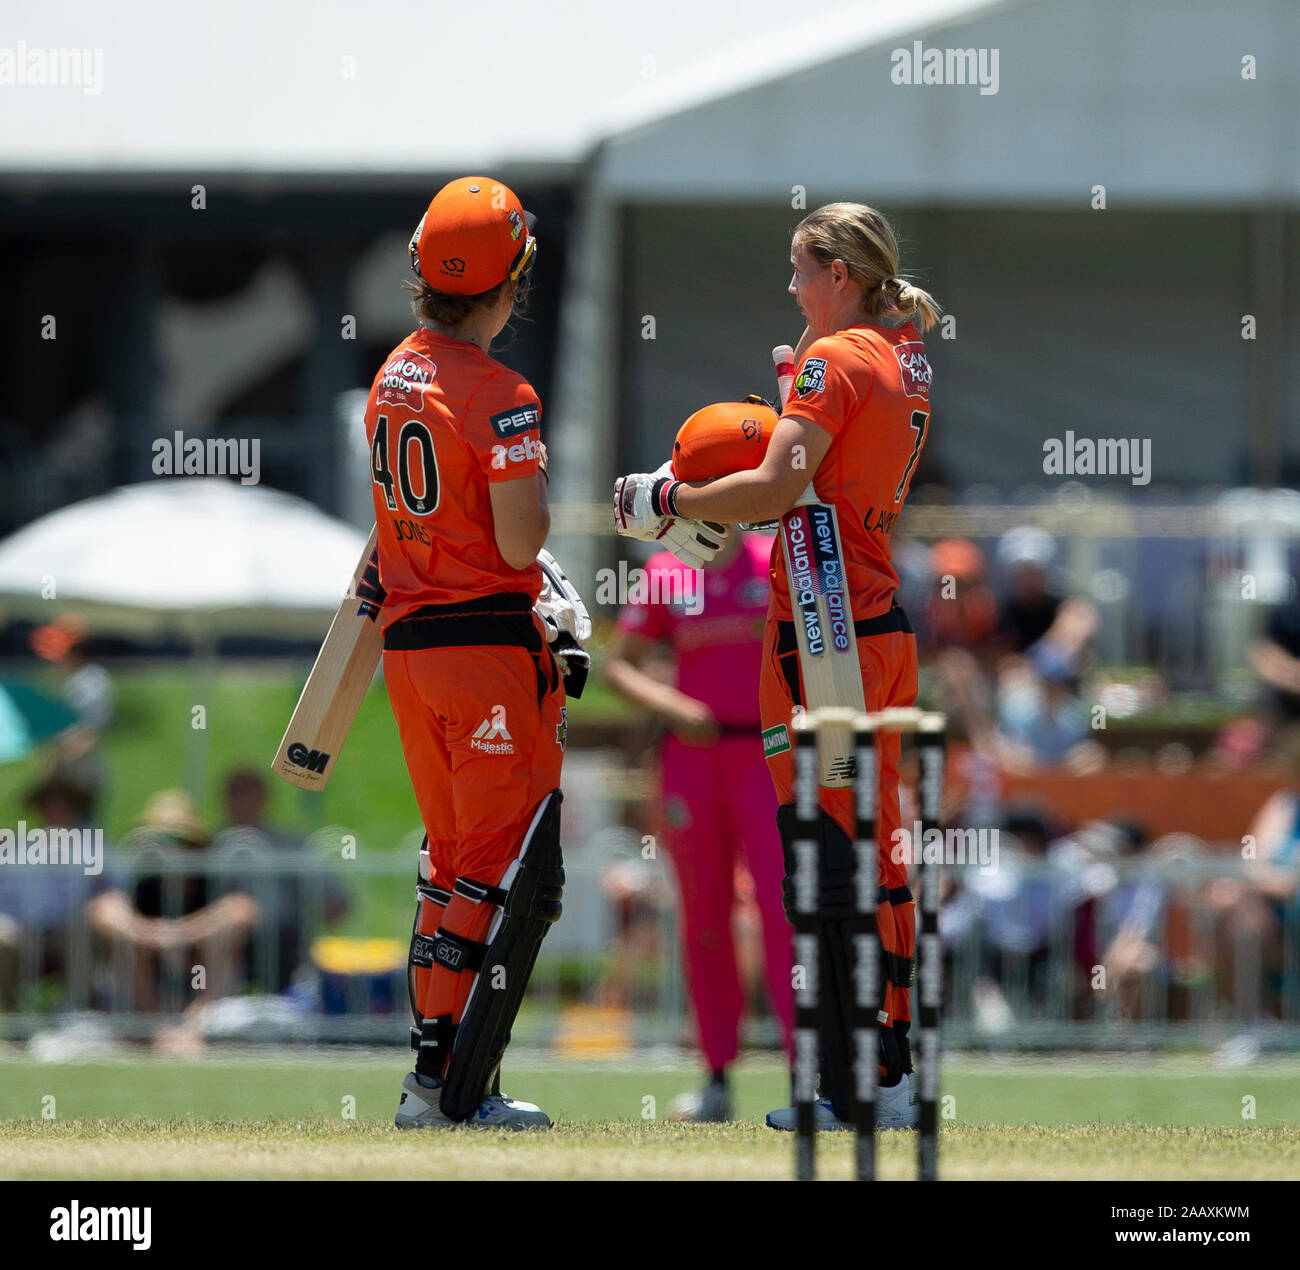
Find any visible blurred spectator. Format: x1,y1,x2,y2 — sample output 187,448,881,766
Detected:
0,764,115,1010
211,767,350,992
87,790,259,1010
1248,595,1300,742
28,615,114,804
995,526,1065,654
948,809,1062,1031
1205,746,1300,1018
921,538,1000,660
1100,830,1203,1022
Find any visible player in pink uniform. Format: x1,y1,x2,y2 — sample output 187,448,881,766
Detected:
604,532,795,1120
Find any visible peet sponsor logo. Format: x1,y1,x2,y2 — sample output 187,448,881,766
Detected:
489,403,541,439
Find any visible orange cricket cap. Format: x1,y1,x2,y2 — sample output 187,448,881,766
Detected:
672,397,779,481
408,176,536,296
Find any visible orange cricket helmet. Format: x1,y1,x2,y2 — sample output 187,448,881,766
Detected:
408,176,537,296
671,396,779,481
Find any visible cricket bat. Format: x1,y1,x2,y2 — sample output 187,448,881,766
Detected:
774,344,867,787
271,525,384,790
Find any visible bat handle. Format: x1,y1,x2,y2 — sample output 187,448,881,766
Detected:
773,343,796,411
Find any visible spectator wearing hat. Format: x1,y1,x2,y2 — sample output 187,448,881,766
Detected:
212,768,350,993
0,764,116,1010
87,789,260,1011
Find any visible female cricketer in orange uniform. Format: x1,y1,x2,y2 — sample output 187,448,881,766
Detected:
614,203,941,1131
368,178,569,1130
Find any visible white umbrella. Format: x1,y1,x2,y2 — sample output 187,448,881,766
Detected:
0,479,368,638
0,479,372,793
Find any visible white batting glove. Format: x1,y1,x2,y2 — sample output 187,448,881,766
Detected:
613,461,679,540
534,547,592,697
660,517,731,570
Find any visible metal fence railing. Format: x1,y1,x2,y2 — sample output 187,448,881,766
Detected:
1,825,1297,1051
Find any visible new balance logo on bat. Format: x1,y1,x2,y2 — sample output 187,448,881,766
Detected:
285,742,330,774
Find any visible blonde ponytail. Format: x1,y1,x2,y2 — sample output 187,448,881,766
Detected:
794,204,943,333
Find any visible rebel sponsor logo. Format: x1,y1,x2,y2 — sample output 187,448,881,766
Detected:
490,403,541,439
893,341,933,399
491,433,544,470
377,350,437,411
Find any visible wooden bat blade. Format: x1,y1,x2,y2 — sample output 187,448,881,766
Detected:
271,526,383,790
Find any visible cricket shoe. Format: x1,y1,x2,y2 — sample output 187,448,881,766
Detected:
764,1097,852,1132
394,1072,552,1130
669,1080,732,1123
874,1072,920,1130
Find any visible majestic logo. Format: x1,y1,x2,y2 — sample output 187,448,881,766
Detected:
376,351,436,413
471,707,514,754
440,257,466,277
508,208,523,241
794,358,827,398
894,342,933,399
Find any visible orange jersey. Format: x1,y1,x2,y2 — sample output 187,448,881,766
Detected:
771,322,933,621
362,328,544,625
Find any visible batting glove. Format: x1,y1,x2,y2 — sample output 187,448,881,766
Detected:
660,517,731,570
534,547,592,697
612,461,684,539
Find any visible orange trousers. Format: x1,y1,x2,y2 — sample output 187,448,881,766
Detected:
758,614,919,1033
386,632,566,1052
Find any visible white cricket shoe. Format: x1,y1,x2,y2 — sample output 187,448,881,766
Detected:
764,1097,852,1132
765,1076,920,1132
394,1072,552,1131
875,1072,920,1130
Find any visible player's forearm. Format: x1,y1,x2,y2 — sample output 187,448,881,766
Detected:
604,658,696,721
673,470,795,525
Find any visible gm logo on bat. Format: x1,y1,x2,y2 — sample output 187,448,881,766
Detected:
286,742,331,775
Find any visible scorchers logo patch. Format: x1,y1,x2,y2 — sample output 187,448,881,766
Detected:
893,342,932,400
376,350,436,412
